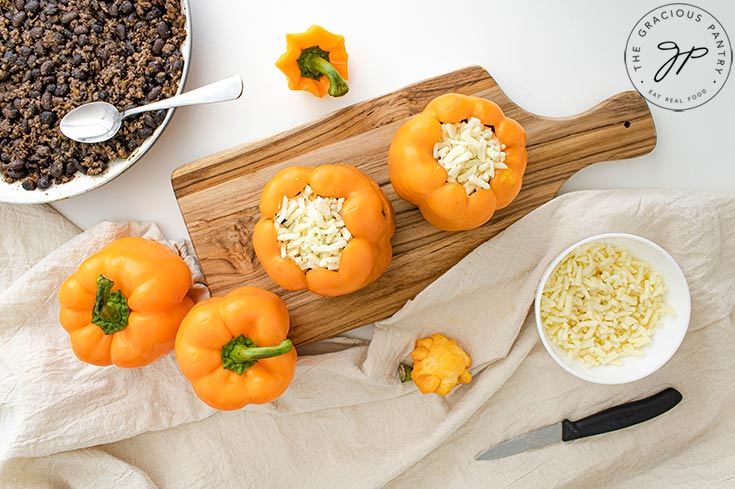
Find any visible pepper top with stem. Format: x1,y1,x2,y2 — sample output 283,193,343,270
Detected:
275,25,349,98
92,275,130,335
221,335,293,375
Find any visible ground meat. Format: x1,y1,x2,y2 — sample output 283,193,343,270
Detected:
0,0,187,190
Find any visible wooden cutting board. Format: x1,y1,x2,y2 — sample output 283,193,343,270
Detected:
172,65,656,347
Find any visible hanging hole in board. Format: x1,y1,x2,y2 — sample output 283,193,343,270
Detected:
623,121,631,128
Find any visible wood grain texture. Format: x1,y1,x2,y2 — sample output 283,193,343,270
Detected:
172,66,656,346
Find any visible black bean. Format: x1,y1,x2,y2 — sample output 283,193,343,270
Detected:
60,11,78,24
24,0,40,13
99,46,113,60
13,0,24,8
2,105,19,119
120,0,133,15
41,91,52,110
71,68,87,80
65,161,77,175
138,127,153,139
40,60,54,75
116,23,126,40
143,114,155,127
75,25,89,35
37,175,52,189
97,89,108,100
146,85,161,100
27,101,39,115
77,34,87,46
145,6,161,20
36,145,50,157
43,3,58,15
125,137,139,152
154,71,167,84
12,11,27,25
91,23,103,33
28,90,41,98
72,53,83,66
7,168,27,179
22,178,37,190
155,109,165,124
8,159,25,172
157,21,170,39
54,83,69,96
50,160,64,178
30,26,44,38
108,3,118,16
151,38,164,54
39,110,56,125
75,161,88,174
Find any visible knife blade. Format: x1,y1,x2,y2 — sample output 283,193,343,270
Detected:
475,387,682,461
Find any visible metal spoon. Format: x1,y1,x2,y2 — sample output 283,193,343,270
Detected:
60,75,244,143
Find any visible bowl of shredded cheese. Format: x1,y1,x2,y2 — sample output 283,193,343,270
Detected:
535,233,690,384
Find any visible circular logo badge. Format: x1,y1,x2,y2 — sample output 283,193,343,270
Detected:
625,3,732,111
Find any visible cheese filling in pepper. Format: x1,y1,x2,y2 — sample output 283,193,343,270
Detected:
274,185,352,271
433,116,508,196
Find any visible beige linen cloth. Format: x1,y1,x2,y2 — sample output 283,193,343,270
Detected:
0,189,733,488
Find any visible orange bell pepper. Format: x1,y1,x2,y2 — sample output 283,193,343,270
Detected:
58,237,194,368
174,286,297,410
253,164,395,296
275,24,349,98
388,93,527,231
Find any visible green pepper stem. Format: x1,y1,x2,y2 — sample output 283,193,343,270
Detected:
304,54,349,97
221,335,293,375
230,339,293,363
92,275,130,335
398,363,413,383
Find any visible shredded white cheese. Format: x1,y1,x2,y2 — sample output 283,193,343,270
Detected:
433,116,508,196
539,242,673,367
273,185,351,271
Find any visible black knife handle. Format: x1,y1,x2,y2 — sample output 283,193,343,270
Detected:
561,387,682,442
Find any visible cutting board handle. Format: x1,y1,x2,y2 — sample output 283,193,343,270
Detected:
524,90,656,176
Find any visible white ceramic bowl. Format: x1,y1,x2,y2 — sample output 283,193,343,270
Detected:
534,233,690,384
0,0,191,204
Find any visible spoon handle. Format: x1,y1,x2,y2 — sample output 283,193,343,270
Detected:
122,75,244,118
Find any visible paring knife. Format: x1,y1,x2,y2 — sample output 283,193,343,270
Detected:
475,387,682,461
